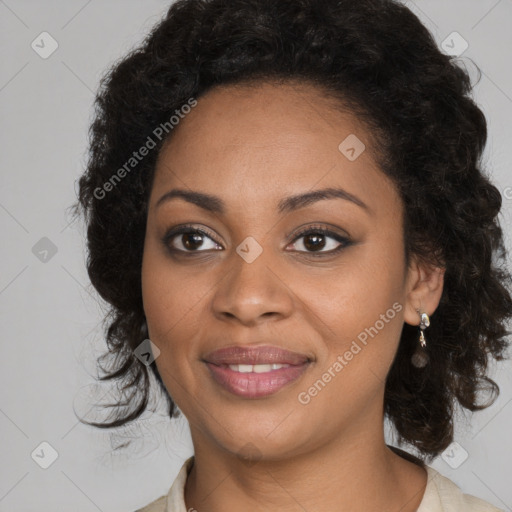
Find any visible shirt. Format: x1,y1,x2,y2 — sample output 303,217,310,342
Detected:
135,456,504,511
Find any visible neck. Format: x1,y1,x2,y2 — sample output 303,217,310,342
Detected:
184,413,427,512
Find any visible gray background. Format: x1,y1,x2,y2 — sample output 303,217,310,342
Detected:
1,1,511,510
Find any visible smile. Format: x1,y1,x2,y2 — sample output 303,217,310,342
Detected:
205,361,310,398
227,363,291,372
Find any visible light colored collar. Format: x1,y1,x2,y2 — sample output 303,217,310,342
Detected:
137,455,503,511
165,456,194,512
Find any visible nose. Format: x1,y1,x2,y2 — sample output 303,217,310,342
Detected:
211,245,294,327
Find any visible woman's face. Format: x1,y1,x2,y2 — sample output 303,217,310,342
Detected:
142,82,431,461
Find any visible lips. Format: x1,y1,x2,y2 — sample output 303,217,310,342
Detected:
203,345,312,398
204,345,310,366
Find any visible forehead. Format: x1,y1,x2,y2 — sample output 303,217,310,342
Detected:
150,81,398,216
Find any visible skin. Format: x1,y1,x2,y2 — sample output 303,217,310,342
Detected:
141,81,445,512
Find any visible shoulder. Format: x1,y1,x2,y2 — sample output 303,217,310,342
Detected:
132,456,194,512
134,495,167,512
419,465,504,512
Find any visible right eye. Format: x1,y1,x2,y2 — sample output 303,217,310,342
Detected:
162,224,223,253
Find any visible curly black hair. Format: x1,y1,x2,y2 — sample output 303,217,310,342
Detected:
72,0,512,461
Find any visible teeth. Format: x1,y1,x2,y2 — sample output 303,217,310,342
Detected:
228,363,291,373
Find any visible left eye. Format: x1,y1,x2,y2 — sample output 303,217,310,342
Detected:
288,228,350,254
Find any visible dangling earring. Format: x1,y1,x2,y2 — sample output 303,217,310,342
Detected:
411,310,430,368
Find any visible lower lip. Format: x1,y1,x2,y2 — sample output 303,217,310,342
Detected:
205,362,310,398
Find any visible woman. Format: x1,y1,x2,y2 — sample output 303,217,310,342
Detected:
73,0,512,510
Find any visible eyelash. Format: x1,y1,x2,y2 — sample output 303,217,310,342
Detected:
290,225,352,256
162,223,352,258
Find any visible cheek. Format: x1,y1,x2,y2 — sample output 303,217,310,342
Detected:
304,236,406,374
141,242,209,409
141,238,207,350
314,246,403,326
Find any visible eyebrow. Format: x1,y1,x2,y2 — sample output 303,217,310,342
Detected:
155,187,370,215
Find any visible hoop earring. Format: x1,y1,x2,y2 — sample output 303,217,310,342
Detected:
411,310,430,368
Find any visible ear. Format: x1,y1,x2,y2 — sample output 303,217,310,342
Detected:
403,255,445,326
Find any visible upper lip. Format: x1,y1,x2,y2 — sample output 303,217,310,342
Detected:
204,345,311,366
